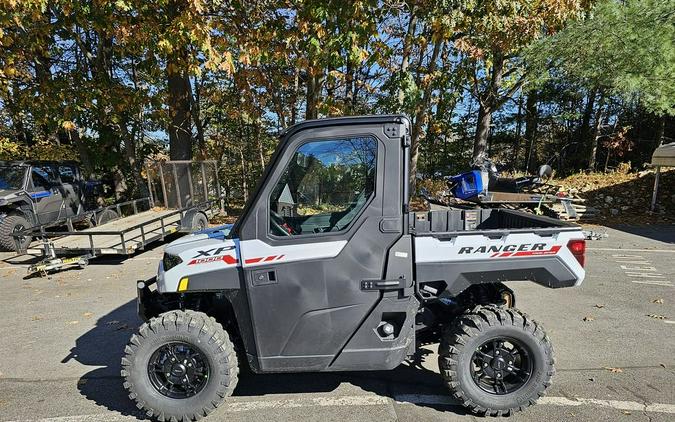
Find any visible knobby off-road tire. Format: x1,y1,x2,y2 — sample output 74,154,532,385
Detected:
438,305,554,417
121,310,239,421
0,214,32,252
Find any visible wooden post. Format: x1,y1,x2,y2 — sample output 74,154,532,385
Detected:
651,166,661,211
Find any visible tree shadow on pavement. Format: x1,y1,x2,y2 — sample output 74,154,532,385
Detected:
64,299,146,418
68,300,467,420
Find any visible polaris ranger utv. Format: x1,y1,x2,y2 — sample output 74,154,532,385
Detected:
0,161,105,251
123,115,586,420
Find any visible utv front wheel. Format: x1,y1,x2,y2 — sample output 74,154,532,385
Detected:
438,305,554,416
0,214,32,252
122,310,239,421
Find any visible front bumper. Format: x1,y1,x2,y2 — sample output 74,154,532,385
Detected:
137,277,162,321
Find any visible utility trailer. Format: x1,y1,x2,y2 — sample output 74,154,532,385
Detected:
14,161,224,275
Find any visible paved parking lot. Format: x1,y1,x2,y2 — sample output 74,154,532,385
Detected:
0,225,673,422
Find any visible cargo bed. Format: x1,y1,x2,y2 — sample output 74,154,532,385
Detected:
410,208,578,235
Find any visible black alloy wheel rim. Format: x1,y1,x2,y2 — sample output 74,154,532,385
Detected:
148,342,210,399
470,337,533,395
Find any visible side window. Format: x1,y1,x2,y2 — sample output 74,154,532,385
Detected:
59,165,76,183
31,166,56,191
269,136,377,236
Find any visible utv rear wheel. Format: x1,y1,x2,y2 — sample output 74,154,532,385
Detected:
122,310,239,421
438,305,554,416
0,214,32,252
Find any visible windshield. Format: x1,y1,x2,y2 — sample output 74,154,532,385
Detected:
0,166,28,190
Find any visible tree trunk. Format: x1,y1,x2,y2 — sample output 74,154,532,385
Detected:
576,87,597,166
588,94,606,170
472,54,504,162
579,88,597,144
398,8,417,108
167,1,193,160
512,93,523,170
305,68,323,120
524,90,538,172
654,114,665,148
473,104,492,162
290,66,299,125
191,76,206,154
167,65,193,160
409,38,443,193
239,147,248,202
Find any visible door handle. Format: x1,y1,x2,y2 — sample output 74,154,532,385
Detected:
361,278,408,291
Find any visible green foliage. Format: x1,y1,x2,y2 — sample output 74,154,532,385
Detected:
529,0,675,115
0,0,671,201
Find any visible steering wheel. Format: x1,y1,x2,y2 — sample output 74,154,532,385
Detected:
270,210,294,236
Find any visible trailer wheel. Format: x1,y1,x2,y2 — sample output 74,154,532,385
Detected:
190,212,208,232
96,209,118,226
438,305,554,416
122,310,238,421
0,214,32,252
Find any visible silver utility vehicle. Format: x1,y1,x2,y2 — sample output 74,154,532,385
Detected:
124,115,586,420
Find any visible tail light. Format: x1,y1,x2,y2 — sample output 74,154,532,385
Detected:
567,239,586,267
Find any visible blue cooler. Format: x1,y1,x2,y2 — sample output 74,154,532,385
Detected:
450,170,485,199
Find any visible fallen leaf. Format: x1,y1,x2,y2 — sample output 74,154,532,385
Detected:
83,312,93,318
582,315,595,321
652,298,664,304
604,367,623,373
31,315,42,321
66,320,79,325
647,314,667,320
594,304,605,308
623,411,631,415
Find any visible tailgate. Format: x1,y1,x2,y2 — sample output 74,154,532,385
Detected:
414,229,586,296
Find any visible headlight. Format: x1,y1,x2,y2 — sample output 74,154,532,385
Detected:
162,253,182,271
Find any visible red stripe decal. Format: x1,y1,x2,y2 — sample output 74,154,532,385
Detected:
222,255,238,265
245,257,263,264
264,255,277,262
512,245,561,257
276,255,285,260
499,252,513,257
490,252,500,258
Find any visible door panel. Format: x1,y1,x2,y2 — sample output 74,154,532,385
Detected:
30,166,64,224
238,119,409,373
58,164,81,216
